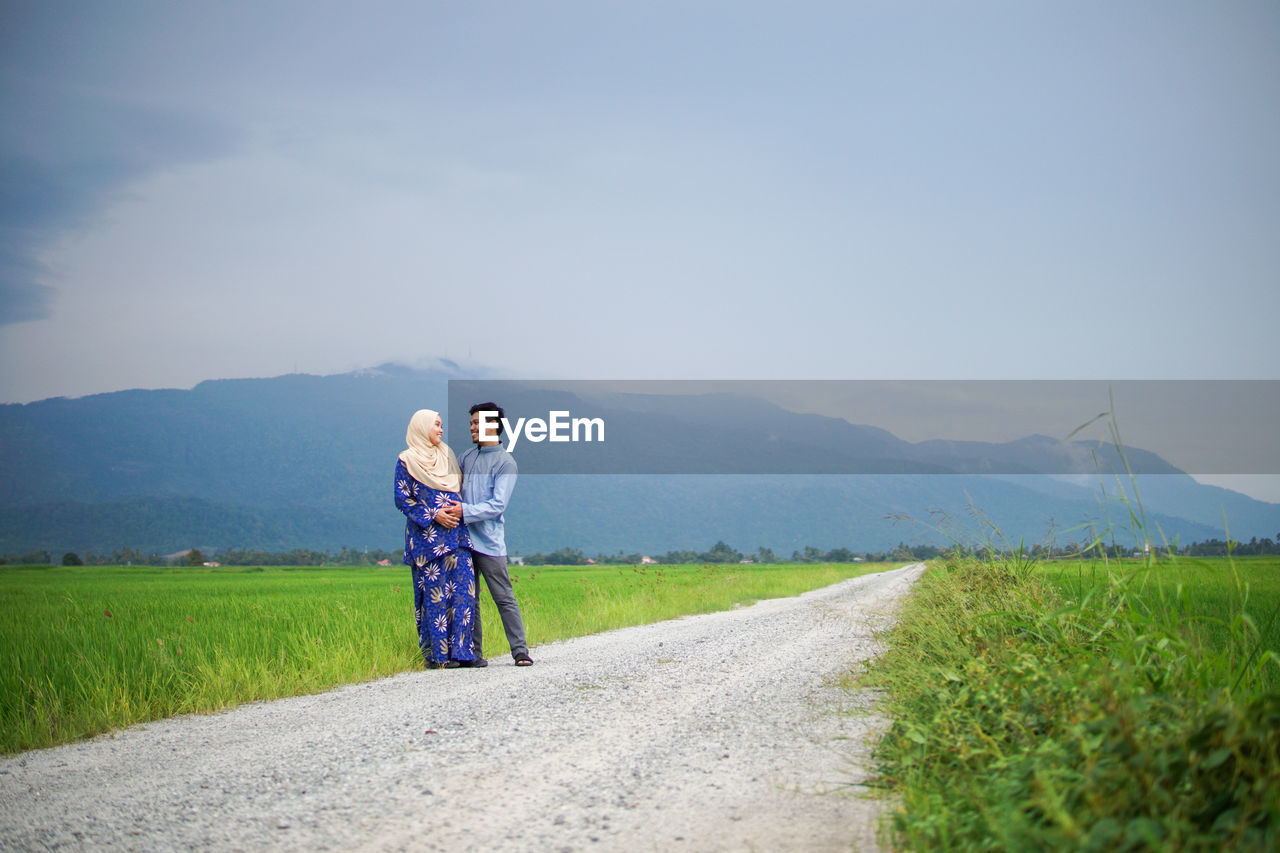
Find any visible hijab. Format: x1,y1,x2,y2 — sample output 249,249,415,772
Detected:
398,409,462,492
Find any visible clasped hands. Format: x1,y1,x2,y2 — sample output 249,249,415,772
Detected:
434,501,464,530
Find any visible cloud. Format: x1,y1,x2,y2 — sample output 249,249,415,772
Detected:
0,79,240,326
0,265,56,325
3,1,1279,402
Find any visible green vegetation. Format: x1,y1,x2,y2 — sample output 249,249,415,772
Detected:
0,560,890,754
859,553,1279,851
2,539,936,567
511,561,885,642
517,539,942,566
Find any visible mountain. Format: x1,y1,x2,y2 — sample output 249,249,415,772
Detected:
2,366,1275,557
0,364,453,509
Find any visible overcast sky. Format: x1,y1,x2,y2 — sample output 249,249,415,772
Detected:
2,2,1278,494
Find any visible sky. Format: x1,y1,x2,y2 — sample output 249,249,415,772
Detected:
2,2,1278,490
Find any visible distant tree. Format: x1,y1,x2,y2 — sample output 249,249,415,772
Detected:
756,546,777,564
187,549,207,566
62,551,83,566
543,547,587,565
700,540,742,564
593,551,643,565
108,547,148,566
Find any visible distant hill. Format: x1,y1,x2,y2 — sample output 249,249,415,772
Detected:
1,365,1275,556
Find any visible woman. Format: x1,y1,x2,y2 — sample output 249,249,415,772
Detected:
393,409,477,669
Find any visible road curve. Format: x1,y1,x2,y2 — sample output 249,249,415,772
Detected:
0,563,925,852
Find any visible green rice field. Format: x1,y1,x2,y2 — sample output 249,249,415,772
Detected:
0,560,892,754
1042,555,1280,682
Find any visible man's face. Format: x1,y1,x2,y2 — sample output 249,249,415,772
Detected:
469,411,500,445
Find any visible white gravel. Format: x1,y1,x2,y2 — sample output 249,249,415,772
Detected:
0,563,924,852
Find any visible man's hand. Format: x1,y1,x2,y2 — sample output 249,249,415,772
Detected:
434,501,463,529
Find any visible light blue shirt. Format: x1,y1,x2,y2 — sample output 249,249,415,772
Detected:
458,443,517,557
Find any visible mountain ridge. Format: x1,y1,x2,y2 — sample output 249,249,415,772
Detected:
2,365,1274,556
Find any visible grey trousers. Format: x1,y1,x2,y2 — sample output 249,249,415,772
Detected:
471,550,528,659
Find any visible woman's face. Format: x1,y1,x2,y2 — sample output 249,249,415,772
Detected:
428,415,444,446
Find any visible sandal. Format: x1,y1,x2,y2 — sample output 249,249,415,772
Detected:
514,652,534,666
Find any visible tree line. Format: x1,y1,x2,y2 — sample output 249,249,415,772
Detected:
495,540,946,565
1180,535,1280,557
2,540,944,567
0,546,402,568
5,535,1279,568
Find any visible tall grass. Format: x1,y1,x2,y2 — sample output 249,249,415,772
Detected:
0,561,889,754
859,552,1280,850
859,399,1279,849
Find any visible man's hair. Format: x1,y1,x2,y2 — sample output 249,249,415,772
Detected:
469,401,505,436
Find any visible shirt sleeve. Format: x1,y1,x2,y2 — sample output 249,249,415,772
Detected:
393,461,438,528
460,457,517,522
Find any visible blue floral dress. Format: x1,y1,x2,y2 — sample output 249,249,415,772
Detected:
393,460,477,666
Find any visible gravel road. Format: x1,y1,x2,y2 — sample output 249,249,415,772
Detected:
0,563,924,852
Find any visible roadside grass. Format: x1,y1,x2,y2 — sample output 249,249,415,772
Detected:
857,552,1280,851
0,561,891,754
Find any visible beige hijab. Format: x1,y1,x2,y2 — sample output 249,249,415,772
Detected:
398,409,462,492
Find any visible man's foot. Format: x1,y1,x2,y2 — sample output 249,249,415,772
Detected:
443,660,463,669
459,658,488,668
514,652,534,666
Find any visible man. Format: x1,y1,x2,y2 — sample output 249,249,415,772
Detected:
441,401,533,667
